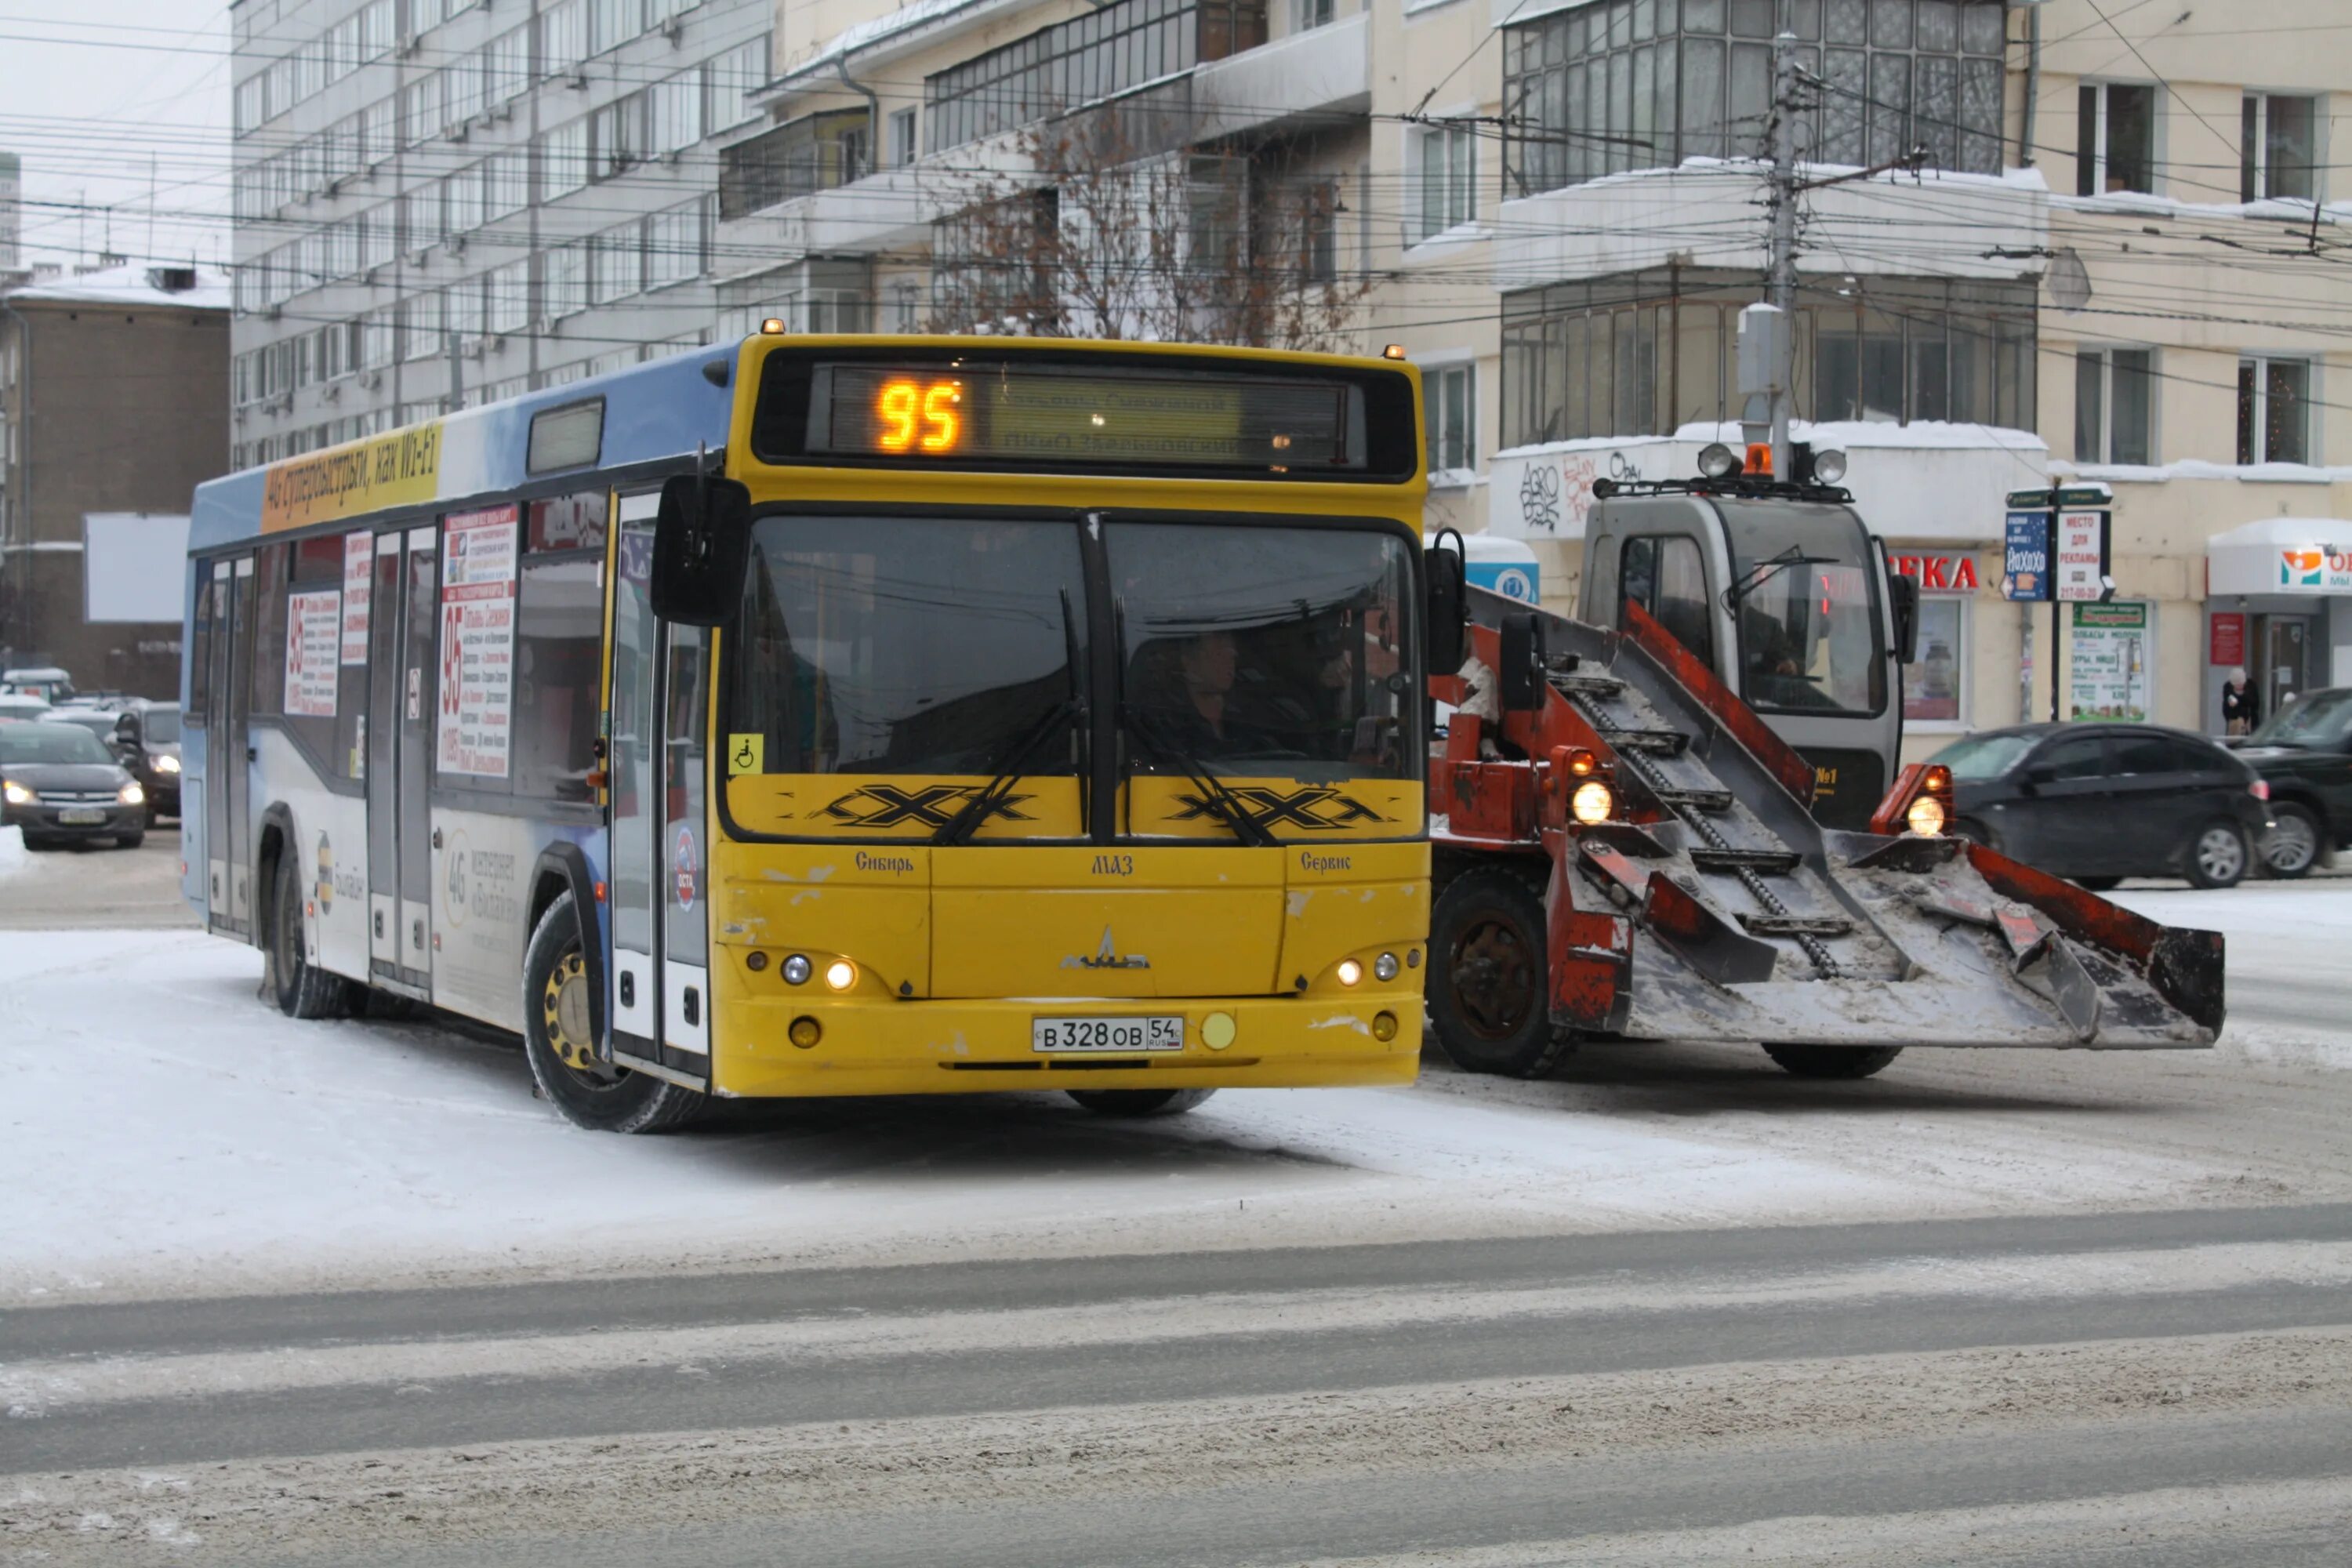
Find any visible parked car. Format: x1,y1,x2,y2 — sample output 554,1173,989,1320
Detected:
2237,685,2352,879
111,702,182,822
0,721,147,849
0,692,52,724
1930,722,2273,890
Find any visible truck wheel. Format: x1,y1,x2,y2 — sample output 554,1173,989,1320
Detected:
521,892,704,1134
2261,803,2320,880
2185,820,2249,890
1428,864,1574,1079
1067,1088,1217,1117
269,853,347,1019
1762,1044,1903,1080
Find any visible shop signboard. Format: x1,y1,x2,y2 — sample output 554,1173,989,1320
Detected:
2070,602,2151,721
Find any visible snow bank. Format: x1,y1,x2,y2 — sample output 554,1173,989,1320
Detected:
2114,881,2352,1070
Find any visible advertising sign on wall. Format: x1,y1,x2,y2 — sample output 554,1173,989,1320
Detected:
2069,602,2151,721
2054,511,2109,601
2002,512,2049,601
437,505,518,778
2209,612,2245,668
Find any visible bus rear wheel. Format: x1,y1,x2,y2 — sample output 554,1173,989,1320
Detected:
1067,1088,1216,1117
521,892,704,1134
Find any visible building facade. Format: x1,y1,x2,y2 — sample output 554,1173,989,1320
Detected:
0,266,230,695
227,0,774,469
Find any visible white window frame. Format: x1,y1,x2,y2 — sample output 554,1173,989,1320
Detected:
2238,354,2316,466
1421,357,1476,485
1409,118,1475,244
2241,92,2322,205
889,107,918,169
1290,0,1334,33
2078,80,2160,198
2074,346,2157,467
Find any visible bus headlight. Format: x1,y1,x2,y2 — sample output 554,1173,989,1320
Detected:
1335,959,1363,987
1570,780,1615,824
1374,952,1400,982
1906,794,1947,836
119,782,146,806
782,954,813,985
823,959,858,992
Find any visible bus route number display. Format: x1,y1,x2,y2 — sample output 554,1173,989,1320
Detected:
815,364,1355,470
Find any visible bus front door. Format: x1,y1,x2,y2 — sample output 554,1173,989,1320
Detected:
604,493,710,1084
365,532,401,980
205,555,257,936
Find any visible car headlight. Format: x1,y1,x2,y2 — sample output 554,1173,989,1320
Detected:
155,753,180,773
1906,793,1946,836
119,781,146,806
2,781,31,806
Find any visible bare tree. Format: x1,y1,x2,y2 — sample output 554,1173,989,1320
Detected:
925,102,1371,350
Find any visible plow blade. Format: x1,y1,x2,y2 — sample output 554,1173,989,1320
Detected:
1440,588,2224,1054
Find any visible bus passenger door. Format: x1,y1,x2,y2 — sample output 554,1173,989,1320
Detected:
212,555,257,935
395,526,438,988
365,532,402,978
606,495,662,1058
661,625,711,1065
201,561,235,933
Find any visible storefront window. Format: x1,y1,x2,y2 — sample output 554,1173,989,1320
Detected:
1903,595,1965,724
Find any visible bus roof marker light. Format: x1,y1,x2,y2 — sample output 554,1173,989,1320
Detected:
1382,344,1406,359
759,318,786,335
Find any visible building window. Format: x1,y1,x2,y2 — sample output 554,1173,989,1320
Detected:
2241,94,2317,203
593,94,644,180
706,34,770,132
2077,82,2156,196
645,201,706,290
1425,363,1475,477
2238,357,2310,465
649,70,704,156
889,107,918,167
1291,0,1332,31
540,0,586,77
890,281,922,332
1501,268,2034,446
487,25,531,107
544,241,589,319
1503,0,2005,198
2074,347,2154,466
1903,593,1967,724
401,71,442,149
591,224,641,303
925,0,1267,155
718,108,872,218
588,0,638,56
486,260,532,336
1413,122,1474,241
543,118,591,199
402,289,444,361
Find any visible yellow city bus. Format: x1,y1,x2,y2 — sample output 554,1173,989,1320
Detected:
184,335,1438,1131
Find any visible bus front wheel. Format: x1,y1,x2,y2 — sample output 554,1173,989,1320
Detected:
521,892,704,1134
270,852,349,1019
1067,1088,1216,1117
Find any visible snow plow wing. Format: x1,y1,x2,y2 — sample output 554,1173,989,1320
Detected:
1430,590,2223,1052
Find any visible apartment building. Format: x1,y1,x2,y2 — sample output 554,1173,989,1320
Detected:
227,0,773,470
2030,0,2350,734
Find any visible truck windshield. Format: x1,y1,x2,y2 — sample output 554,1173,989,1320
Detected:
1714,500,1886,717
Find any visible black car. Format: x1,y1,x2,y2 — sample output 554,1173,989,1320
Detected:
110,702,182,823
1931,722,2273,890
0,721,148,848
2237,686,2352,879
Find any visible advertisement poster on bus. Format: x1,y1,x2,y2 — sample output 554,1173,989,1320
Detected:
284,589,341,717
2069,601,2151,720
438,505,517,778
341,531,372,663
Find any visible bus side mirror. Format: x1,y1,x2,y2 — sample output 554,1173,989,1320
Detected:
1887,570,1920,664
1425,539,1467,677
651,474,753,627
1499,610,1545,713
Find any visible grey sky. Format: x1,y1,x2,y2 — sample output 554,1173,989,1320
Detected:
0,3,234,271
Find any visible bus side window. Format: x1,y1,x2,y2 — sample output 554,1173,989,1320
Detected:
188,568,216,724
514,492,609,805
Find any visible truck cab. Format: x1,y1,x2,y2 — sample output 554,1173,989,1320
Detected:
1573,445,1917,829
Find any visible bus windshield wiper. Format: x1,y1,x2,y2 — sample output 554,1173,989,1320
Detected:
1123,710,1277,848
934,591,1083,848
1722,547,1835,610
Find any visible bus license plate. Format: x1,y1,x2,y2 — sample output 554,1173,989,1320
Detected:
1032,1016,1185,1054
59,809,106,824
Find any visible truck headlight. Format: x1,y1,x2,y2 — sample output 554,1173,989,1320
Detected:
1570,780,1615,824
1906,794,1947,835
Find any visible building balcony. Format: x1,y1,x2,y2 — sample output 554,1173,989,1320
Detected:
1192,12,1368,140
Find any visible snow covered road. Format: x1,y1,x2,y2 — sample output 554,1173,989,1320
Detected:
6,876,2352,1305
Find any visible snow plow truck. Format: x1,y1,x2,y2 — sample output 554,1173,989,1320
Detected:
1421,447,2225,1080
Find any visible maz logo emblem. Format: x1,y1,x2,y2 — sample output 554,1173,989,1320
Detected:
1170,785,1388,831
1063,927,1149,971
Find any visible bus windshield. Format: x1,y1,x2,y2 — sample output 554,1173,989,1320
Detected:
724,514,1416,810
1715,500,1885,717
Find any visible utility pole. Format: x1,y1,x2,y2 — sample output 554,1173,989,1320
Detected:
1766,29,1800,483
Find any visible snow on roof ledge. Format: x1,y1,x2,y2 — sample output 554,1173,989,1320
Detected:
3,263,231,310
